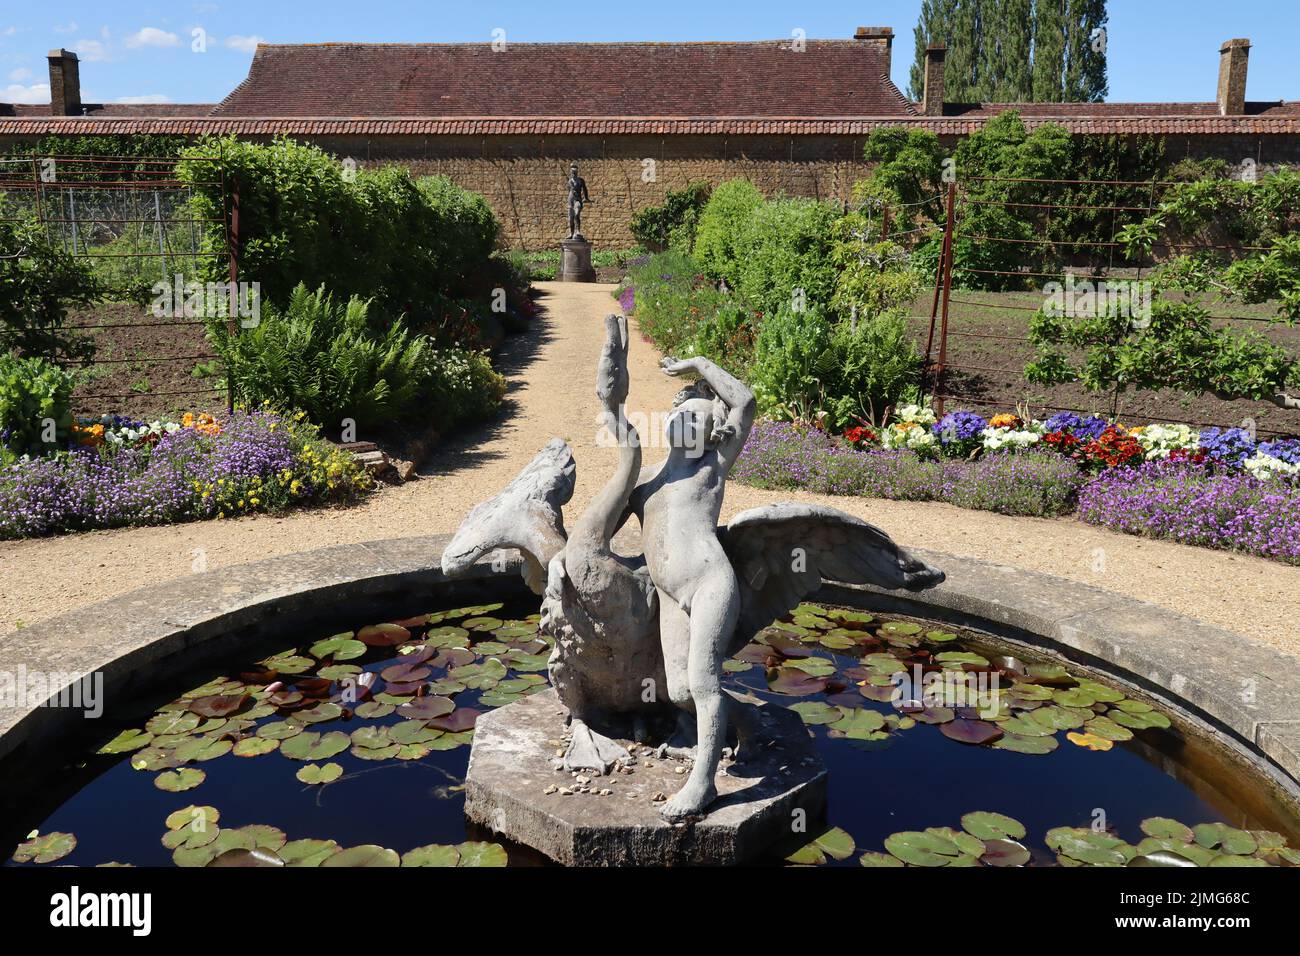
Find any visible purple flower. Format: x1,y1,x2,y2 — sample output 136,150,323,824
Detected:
932,410,988,446
1197,427,1256,465
1043,411,1110,441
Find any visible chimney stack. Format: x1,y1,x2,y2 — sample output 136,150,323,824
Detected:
923,42,947,116
853,26,894,75
1217,38,1250,116
47,49,82,116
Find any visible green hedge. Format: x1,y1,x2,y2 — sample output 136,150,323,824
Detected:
178,137,500,318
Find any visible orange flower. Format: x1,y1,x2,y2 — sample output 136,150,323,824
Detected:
988,413,1023,429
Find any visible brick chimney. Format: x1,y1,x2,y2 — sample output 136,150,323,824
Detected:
853,26,894,75
1217,38,1250,116
922,42,947,116
47,49,82,116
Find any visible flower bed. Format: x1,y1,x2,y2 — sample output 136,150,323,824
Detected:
733,410,1300,565
0,408,371,540
733,421,1082,517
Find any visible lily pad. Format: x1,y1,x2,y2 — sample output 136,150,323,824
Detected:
280,838,341,867
454,841,508,866
991,732,1058,754
884,830,964,867
858,851,904,867
154,768,206,791
790,701,842,725
98,728,154,754
940,719,1002,746
402,844,462,867
280,730,351,761
961,811,1026,841
981,838,1031,866
309,635,367,661
1066,731,1113,751
12,831,76,864
358,623,412,646
296,762,343,785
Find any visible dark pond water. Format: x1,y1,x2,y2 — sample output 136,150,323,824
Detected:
7,598,1299,868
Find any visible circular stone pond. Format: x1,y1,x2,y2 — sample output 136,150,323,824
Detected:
4,542,1300,869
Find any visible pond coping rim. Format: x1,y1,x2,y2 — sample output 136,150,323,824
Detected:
1,533,1298,788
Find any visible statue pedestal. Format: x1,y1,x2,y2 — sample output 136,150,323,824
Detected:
559,238,597,282
464,688,828,866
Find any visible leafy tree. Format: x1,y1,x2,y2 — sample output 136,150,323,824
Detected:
909,0,1107,103
629,180,711,251
692,179,764,286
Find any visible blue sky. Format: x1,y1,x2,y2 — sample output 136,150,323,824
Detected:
2,1,1297,106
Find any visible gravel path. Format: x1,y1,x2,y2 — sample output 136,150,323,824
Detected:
3,281,1297,656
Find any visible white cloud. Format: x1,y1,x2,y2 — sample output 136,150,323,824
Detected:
73,39,110,62
54,22,79,34
125,27,181,49
0,27,18,38
7,67,32,82
115,93,173,104
2,82,50,104
224,34,264,53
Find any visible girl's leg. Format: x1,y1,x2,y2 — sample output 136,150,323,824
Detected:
660,572,739,821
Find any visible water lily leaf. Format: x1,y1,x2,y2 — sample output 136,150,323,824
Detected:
981,839,1031,866
1113,699,1154,714
790,701,841,725
209,847,284,867
12,831,76,864
961,811,1026,841
811,827,856,861
1129,851,1197,867
1052,688,1098,708
232,736,279,757
910,706,955,724
390,720,443,745
884,830,963,867
1024,663,1072,684
256,720,304,741
1000,715,1056,738
265,655,313,674
478,691,524,707
298,702,344,724
1073,680,1124,702
1046,827,1129,866
785,656,837,677
1066,731,1113,751
189,693,250,718
155,768,206,792
925,827,985,857
463,616,504,631
317,664,362,681
427,731,473,750
357,623,412,647
281,838,341,867
402,844,462,867
1207,854,1269,867
934,651,989,667
991,732,1058,754
1008,683,1054,701
1193,823,1257,855
880,620,921,636
507,652,552,672
1135,838,1218,866
237,824,287,850
767,667,828,696
280,730,350,761
397,695,455,720
166,805,219,830
426,627,471,648
830,708,887,740
173,736,233,762
1031,705,1092,731
859,851,904,866
940,719,1002,746
428,708,480,733
99,728,154,754
1083,716,1134,742
1144,816,1190,842
296,762,343,785
309,635,367,661
1109,709,1171,730
130,747,180,771
162,824,220,851
317,844,401,867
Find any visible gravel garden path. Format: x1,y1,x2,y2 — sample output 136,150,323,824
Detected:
3,282,1297,655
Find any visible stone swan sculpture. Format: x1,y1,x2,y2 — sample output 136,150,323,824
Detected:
441,314,944,821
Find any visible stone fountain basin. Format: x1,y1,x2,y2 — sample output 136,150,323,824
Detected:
2,533,1299,821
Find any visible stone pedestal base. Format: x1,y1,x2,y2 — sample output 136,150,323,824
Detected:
559,238,596,282
464,688,827,866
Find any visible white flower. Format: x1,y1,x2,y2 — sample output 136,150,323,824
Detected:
1132,423,1198,460
895,404,938,426
1243,453,1300,480
980,427,1040,452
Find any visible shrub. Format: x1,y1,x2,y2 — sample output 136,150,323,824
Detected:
630,180,711,251
0,353,75,455
748,304,834,421
732,197,841,315
178,138,500,318
683,301,758,377
822,311,921,427
625,250,723,356
693,179,764,285
0,197,105,361
209,283,440,429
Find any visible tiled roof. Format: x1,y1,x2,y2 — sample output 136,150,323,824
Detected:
1,113,1298,137
0,103,216,118
210,40,917,118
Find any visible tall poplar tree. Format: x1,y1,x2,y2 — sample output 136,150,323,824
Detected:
909,0,1107,103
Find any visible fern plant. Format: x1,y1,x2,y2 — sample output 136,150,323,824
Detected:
208,283,435,429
